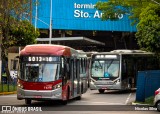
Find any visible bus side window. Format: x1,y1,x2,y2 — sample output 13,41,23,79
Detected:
65,64,69,72
73,59,77,79
122,60,127,73
122,59,127,80
80,59,82,74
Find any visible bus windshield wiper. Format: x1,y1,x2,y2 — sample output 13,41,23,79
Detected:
107,59,114,69
98,61,103,69
41,64,45,81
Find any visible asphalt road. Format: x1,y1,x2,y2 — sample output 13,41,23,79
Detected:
0,89,159,114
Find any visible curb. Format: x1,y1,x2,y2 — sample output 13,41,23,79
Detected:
0,91,17,95
132,102,150,106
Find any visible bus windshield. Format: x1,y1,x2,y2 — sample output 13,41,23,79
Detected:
20,63,61,82
91,60,120,78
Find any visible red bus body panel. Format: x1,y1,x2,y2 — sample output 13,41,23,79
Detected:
18,79,62,90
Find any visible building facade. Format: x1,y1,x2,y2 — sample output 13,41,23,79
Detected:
31,0,138,51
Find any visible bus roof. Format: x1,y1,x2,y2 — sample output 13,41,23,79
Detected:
20,44,77,56
111,50,153,55
93,50,153,55
110,49,149,53
77,50,87,58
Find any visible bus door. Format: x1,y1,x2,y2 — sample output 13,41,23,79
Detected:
70,58,81,97
73,58,78,97
76,59,80,95
122,55,136,88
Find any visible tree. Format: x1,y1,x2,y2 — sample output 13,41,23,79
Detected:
10,20,39,46
0,0,39,80
96,0,160,53
95,0,150,23
136,3,160,53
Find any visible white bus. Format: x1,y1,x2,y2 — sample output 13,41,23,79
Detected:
89,50,160,93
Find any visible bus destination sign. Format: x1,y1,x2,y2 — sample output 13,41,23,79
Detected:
22,56,60,62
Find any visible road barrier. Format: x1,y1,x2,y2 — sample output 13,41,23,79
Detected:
136,70,160,102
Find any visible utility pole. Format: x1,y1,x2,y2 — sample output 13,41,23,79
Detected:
49,0,52,44
35,0,38,32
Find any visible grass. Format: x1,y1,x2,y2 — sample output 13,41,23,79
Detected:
134,96,154,105
145,96,154,105
0,84,17,92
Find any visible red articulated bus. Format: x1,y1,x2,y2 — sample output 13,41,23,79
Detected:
17,44,85,105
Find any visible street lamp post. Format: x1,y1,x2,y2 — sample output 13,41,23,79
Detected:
34,0,52,44
35,0,38,32
49,0,52,44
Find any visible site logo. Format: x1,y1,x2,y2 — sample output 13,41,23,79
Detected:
1,106,12,113
1,106,42,113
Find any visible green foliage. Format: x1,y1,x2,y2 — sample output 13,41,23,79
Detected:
145,96,154,105
136,3,160,53
0,0,38,48
0,83,17,92
0,0,39,79
135,96,154,105
96,0,160,53
10,20,39,46
95,0,149,23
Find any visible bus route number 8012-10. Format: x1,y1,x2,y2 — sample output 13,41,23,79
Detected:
28,56,55,62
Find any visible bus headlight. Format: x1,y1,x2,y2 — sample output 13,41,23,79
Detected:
90,81,94,85
53,83,62,90
17,83,24,89
114,79,120,84
90,78,95,85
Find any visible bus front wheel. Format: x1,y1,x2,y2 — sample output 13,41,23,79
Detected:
98,89,105,93
25,99,31,105
76,95,81,100
61,87,70,105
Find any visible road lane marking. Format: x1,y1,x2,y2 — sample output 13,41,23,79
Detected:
125,93,132,105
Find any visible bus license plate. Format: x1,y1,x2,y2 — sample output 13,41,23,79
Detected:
34,95,42,98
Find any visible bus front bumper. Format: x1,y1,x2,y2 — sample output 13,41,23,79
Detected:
17,87,62,100
90,82,121,90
